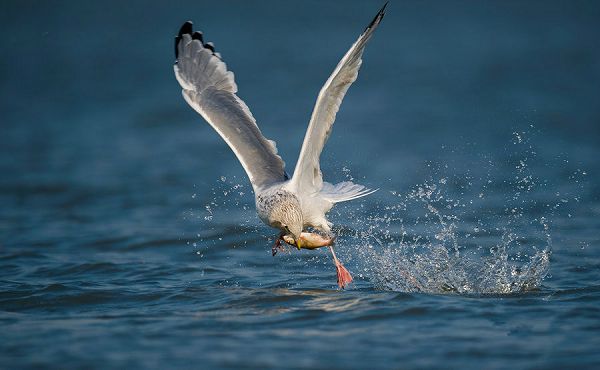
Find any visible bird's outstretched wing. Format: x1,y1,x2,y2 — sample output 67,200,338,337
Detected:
288,4,386,194
174,22,287,191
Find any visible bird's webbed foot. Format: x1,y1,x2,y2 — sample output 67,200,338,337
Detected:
271,232,286,256
329,246,353,289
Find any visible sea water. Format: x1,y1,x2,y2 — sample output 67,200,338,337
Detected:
1,1,599,369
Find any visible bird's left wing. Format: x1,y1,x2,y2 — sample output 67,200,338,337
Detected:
288,4,386,194
174,22,287,191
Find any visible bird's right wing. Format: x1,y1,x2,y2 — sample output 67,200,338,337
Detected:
288,4,386,194
174,22,287,191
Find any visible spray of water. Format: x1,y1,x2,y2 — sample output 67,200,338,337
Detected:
190,127,586,294
332,128,579,294
336,178,553,294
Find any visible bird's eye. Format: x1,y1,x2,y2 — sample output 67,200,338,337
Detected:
284,225,290,232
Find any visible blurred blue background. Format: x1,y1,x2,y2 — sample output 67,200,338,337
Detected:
1,1,599,369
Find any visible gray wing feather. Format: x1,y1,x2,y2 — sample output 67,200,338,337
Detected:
174,24,286,191
289,4,386,193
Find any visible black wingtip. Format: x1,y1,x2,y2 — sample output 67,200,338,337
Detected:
174,21,219,60
204,42,215,53
175,21,193,60
365,2,388,31
174,36,181,59
178,21,193,37
192,31,204,43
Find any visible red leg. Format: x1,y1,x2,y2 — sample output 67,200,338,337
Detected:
329,246,353,289
272,232,286,256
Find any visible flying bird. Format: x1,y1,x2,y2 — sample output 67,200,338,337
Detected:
174,3,386,288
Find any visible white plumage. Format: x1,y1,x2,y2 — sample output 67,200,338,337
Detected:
174,3,387,288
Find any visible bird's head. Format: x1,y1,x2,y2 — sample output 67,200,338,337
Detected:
282,221,303,244
273,201,303,244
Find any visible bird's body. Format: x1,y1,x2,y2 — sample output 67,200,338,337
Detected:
256,185,333,232
174,4,387,288
256,187,305,234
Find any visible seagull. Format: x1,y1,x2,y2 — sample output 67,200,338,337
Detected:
174,3,386,288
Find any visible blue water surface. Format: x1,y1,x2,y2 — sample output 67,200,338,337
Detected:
1,1,599,369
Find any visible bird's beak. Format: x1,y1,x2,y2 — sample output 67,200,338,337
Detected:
295,236,302,250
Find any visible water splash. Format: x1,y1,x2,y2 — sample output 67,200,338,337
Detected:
186,175,262,251
332,128,575,295
333,177,551,294
188,127,586,295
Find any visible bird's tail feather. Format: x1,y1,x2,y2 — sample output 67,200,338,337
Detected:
320,181,378,203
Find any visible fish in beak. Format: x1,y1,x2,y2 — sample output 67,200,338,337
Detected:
282,232,335,250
